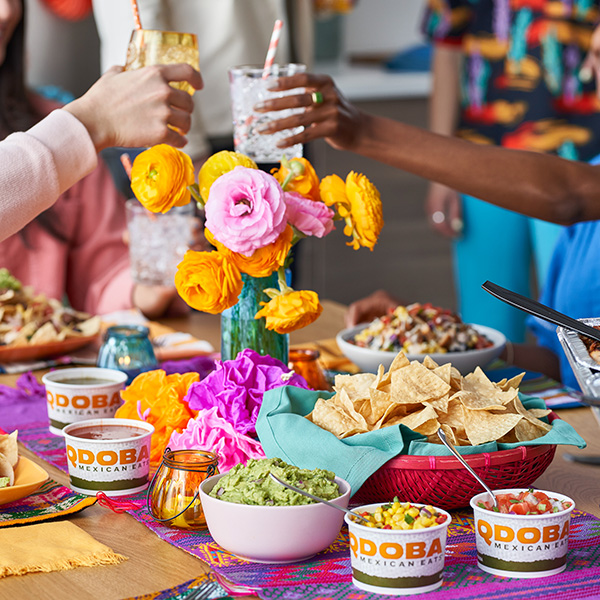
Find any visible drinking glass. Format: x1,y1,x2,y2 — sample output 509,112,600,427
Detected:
125,29,199,95
228,63,307,163
125,199,195,287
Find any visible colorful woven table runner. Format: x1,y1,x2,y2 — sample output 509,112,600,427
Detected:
0,478,96,527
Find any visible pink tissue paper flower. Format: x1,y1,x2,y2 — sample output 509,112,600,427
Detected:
205,166,288,255
284,191,335,238
168,406,265,472
183,348,309,435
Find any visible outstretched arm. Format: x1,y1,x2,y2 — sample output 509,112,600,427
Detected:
258,73,600,225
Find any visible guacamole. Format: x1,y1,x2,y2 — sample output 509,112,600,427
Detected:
209,458,340,506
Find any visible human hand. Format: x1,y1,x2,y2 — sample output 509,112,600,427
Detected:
64,64,204,152
579,23,600,97
425,183,463,238
255,73,365,152
345,289,400,327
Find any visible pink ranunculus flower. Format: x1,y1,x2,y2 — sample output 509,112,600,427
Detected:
284,191,335,238
205,166,287,256
168,406,265,472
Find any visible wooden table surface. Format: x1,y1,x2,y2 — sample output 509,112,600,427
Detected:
2,299,600,599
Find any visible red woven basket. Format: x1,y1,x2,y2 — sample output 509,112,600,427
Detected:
353,414,558,510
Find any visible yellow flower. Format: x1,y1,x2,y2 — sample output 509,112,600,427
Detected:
197,150,258,202
319,174,348,208
272,157,321,201
131,144,195,213
206,226,293,278
320,172,383,251
175,250,243,314
255,290,323,334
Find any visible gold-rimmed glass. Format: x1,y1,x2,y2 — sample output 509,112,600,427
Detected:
125,29,199,95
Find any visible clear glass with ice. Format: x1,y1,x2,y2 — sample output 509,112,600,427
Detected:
125,199,195,286
229,64,307,163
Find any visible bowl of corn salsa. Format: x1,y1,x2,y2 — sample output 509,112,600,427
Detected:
345,500,451,595
470,488,575,579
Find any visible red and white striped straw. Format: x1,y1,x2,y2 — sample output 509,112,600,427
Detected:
130,0,142,30
263,19,283,78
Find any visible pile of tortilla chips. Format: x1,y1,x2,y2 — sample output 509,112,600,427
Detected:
0,279,100,347
307,353,552,446
0,432,18,488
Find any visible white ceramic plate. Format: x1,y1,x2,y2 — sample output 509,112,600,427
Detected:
336,323,506,374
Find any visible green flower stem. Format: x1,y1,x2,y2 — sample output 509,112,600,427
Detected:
187,183,205,208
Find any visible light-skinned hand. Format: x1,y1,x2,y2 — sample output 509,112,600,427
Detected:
64,64,204,152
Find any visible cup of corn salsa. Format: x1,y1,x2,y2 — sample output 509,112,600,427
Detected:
345,498,451,595
470,488,575,578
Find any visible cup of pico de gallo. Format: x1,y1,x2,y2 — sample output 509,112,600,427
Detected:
345,498,451,595
470,488,575,579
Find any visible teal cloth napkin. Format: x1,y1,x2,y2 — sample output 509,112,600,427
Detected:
255,386,586,497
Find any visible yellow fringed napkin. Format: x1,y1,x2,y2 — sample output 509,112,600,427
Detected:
0,521,127,578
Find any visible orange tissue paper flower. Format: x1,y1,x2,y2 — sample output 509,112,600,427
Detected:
255,290,323,334
175,250,243,314
272,157,321,202
115,370,199,467
130,144,195,213
197,150,258,202
206,226,293,278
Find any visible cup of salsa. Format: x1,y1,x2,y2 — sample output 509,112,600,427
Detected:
470,488,575,578
62,418,154,496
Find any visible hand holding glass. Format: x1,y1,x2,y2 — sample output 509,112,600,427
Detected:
125,29,200,95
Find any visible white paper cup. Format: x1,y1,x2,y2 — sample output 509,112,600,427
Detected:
42,367,128,435
470,489,575,578
345,503,450,595
63,418,154,496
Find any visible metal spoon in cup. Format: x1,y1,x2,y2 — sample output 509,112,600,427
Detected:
436,427,498,510
269,473,371,525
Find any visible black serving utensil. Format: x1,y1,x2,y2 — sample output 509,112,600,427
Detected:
482,281,600,344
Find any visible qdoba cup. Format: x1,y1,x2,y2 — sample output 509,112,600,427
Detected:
470,488,575,578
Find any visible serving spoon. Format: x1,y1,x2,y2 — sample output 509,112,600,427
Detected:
436,428,498,510
269,473,371,524
482,280,600,343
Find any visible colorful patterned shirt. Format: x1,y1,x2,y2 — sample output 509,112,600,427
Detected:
423,0,600,160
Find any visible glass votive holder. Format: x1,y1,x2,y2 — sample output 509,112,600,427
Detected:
148,448,219,530
97,325,158,384
289,348,331,391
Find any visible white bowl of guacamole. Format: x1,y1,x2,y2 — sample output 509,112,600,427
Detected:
200,458,351,563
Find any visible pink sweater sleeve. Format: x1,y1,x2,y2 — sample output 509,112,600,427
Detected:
0,110,97,242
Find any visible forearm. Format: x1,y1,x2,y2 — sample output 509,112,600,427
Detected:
352,113,599,225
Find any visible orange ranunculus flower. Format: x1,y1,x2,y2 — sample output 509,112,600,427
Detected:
319,174,348,208
206,226,293,278
272,157,321,202
255,289,323,334
130,144,195,213
197,150,258,202
115,370,199,467
344,171,383,251
175,250,243,313
320,172,383,251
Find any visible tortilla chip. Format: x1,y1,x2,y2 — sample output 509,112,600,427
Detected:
29,321,59,344
510,396,553,433
0,431,18,467
462,408,523,446
391,362,451,403
334,373,375,400
455,390,506,412
0,453,14,486
309,398,367,439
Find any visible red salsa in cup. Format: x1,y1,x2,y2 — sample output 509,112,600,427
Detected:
478,489,572,515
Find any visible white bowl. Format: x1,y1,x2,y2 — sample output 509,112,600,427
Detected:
336,323,506,374
199,472,351,563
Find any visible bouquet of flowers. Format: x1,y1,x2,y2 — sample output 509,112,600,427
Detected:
130,146,383,334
